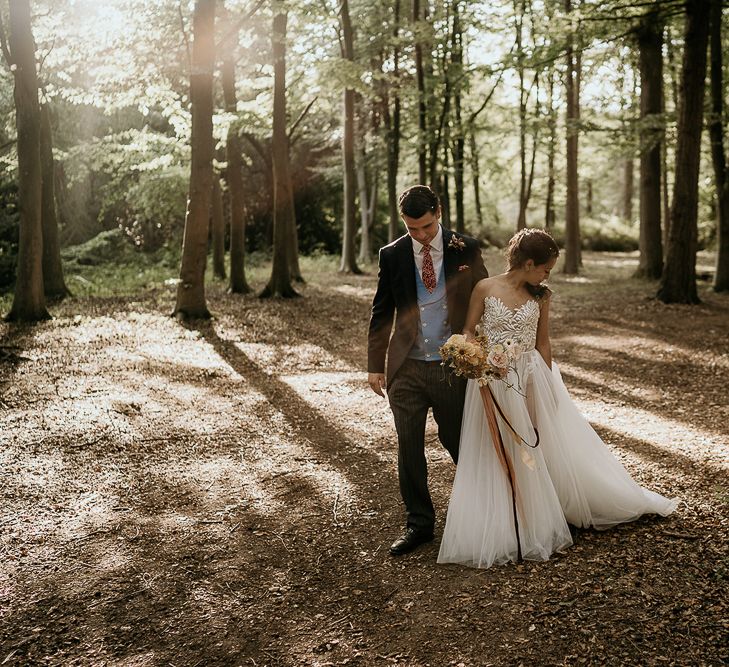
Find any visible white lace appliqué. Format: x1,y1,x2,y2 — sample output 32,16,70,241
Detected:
482,296,540,353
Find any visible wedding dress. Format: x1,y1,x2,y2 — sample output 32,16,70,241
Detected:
437,295,678,568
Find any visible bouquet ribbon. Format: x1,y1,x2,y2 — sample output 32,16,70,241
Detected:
478,384,540,562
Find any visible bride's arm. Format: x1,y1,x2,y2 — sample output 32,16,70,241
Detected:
535,295,552,369
462,279,490,340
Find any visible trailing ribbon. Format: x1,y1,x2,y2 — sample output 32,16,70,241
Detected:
478,384,540,562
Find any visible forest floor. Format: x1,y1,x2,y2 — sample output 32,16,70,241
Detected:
0,250,727,667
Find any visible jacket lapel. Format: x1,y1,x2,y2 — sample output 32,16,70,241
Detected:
442,228,459,317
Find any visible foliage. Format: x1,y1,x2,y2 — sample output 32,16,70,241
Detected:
0,181,19,291
61,228,142,266
62,128,189,249
0,0,724,283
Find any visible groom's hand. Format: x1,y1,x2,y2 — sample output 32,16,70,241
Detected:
368,373,386,397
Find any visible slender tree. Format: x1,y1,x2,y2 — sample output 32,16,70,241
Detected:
545,65,557,231
635,14,664,279
622,159,634,221
338,0,360,274
262,9,298,296
5,0,49,321
355,92,372,264
413,0,427,183
382,0,401,242
221,33,251,294
211,174,225,280
40,102,69,299
663,23,680,254
657,0,711,303
174,0,215,319
563,0,581,274
515,0,528,231
449,0,464,233
709,0,729,291
467,71,503,231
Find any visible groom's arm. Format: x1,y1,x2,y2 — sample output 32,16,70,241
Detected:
367,248,395,380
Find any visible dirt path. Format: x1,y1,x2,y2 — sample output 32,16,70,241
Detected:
1,252,727,666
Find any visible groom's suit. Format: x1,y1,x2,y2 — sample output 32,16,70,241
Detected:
368,226,488,532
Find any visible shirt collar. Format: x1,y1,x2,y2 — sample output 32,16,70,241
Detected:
411,224,444,254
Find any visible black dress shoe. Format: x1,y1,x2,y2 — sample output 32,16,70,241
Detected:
389,528,434,556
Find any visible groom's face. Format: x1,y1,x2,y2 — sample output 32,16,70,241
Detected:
403,210,440,246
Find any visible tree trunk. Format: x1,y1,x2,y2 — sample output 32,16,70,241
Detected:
563,0,580,275
386,102,400,242
545,67,556,232
6,0,49,321
338,0,361,274
287,198,303,283
469,128,483,230
262,11,298,297
451,0,465,234
466,71,504,233
657,0,710,303
174,0,215,318
585,178,593,216
709,0,729,291
222,57,251,294
211,175,225,279
386,0,401,243
664,24,679,253
622,159,634,221
635,16,664,279
441,127,451,228
356,138,371,264
40,103,69,299
380,15,400,244
368,174,379,237
515,0,527,231
413,0,427,184
428,4,449,191
661,121,671,257
286,104,303,282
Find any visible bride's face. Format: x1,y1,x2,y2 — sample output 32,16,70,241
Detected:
526,256,557,285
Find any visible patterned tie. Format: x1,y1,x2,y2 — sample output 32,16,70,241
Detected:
421,243,436,293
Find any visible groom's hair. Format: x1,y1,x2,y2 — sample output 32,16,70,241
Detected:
398,185,440,218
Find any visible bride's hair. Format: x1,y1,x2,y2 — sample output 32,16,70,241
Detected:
506,228,560,298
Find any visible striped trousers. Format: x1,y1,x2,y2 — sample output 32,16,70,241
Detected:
387,358,467,532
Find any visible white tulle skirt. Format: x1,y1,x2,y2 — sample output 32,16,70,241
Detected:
437,350,678,569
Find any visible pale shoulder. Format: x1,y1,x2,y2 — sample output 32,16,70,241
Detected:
474,274,508,291
471,275,503,298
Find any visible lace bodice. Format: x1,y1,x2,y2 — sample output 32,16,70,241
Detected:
481,296,540,353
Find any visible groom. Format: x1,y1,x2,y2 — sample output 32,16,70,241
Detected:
367,185,488,555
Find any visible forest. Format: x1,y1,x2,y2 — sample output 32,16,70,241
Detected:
0,0,727,313
0,0,727,665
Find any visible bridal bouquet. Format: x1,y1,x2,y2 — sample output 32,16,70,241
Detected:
439,331,521,387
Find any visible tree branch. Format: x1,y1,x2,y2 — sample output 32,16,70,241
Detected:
289,96,318,145
217,0,266,52
468,61,507,124
37,36,55,79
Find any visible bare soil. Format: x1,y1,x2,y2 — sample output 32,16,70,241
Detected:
1,251,727,666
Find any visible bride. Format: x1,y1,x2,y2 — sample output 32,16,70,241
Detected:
437,228,677,568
